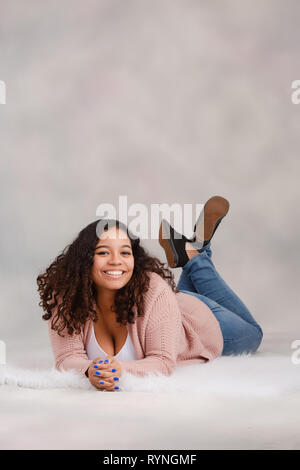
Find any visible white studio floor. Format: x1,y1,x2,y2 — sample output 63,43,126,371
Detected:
0,329,300,450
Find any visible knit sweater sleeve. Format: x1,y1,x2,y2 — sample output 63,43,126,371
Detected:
119,287,182,377
47,318,93,376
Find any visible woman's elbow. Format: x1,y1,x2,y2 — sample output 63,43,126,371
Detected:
163,359,177,376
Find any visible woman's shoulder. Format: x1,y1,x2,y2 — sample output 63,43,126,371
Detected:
141,271,174,308
128,271,174,325
134,271,178,327
145,271,173,294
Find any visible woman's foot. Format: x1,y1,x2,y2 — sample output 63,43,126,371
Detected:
194,195,230,247
159,220,192,268
185,241,201,261
159,196,230,268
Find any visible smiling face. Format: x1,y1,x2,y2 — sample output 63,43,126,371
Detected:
91,226,134,293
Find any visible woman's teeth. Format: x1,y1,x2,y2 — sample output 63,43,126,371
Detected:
103,271,125,278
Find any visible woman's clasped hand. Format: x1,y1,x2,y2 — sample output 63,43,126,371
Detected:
87,355,122,392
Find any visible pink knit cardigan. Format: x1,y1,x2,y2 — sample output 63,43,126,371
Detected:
47,272,224,377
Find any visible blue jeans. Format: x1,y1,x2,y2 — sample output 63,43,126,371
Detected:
177,242,263,355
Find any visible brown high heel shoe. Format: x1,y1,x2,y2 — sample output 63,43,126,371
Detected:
159,219,191,268
193,195,230,247
158,196,230,269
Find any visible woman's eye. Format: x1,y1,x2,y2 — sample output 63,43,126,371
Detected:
97,251,131,256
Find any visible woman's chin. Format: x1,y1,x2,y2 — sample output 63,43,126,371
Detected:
99,274,131,289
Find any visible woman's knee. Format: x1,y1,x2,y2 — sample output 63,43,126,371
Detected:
257,325,264,344
222,324,263,356
251,325,263,353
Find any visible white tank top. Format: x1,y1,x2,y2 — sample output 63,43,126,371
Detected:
86,324,138,361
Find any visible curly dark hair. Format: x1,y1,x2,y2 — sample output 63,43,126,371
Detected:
37,219,179,337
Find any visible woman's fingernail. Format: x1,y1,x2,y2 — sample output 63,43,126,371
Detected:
114,386,119,390
93,365,98,368
95,371,101,376
112,368,116,372
99,381,104,385
113,377,119,381
104,360,109,363
98,360,103,364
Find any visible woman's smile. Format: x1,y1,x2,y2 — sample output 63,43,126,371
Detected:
102,270,127,279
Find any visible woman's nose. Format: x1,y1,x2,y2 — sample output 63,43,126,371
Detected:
108,254,122,264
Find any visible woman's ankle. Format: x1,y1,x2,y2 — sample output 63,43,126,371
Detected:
185,242,200,260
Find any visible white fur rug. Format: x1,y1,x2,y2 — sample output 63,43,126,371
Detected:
2,352,299,397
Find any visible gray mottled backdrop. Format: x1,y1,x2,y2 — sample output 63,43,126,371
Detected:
1,0,299,367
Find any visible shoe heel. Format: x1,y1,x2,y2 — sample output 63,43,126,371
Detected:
159,220,178,268
194,196,230,243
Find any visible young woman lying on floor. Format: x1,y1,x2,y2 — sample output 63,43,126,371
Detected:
37,196,263,392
